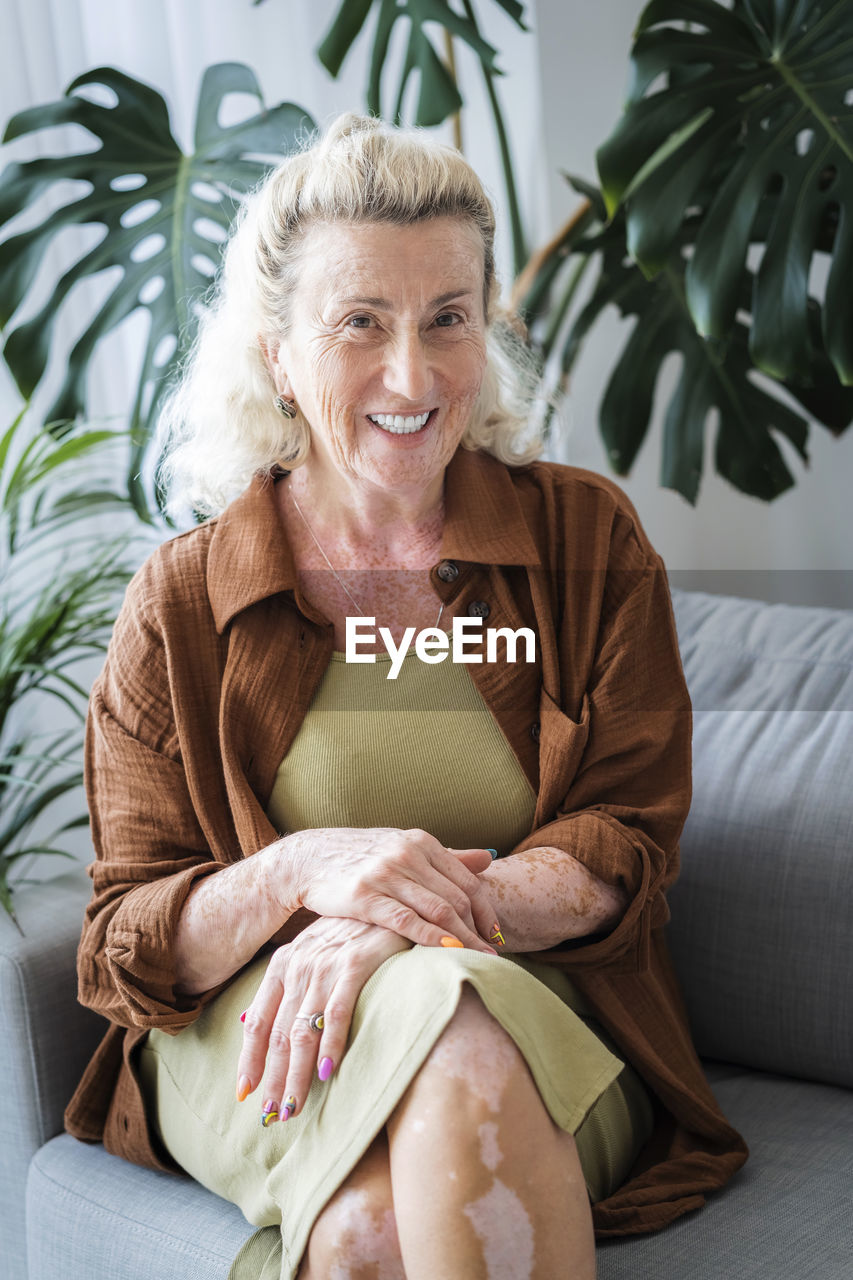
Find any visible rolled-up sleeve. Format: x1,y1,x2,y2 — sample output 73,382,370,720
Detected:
77,572,229,1030
514,550,692,975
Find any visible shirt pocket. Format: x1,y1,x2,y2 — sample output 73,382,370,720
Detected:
534,686,590,826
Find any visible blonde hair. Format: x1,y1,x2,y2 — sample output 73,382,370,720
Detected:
156,113,544,522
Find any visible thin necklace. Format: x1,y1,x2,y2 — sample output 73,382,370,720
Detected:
289,489,445,628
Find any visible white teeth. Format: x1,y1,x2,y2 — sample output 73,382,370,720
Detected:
368,411,431,433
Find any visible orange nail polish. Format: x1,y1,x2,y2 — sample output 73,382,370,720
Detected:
236,1075,252,1102
440,936,464,948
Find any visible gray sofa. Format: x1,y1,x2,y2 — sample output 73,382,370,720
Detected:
3,588,852,1279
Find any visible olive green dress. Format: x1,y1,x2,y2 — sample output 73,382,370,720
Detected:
138,639,654,1280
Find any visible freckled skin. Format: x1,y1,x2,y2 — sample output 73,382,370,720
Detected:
480,845,628,953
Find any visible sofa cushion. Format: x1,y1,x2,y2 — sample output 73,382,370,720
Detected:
26,1134,254,1280
0,872,106,1280
669,591,853,1087
30,1070,853,1280
598,1066,853,1279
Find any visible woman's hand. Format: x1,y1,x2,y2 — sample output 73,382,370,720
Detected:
236,915,412,1123
280,827,501,954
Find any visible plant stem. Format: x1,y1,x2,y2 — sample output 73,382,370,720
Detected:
541,254,594,361
459,0,528,277
443,29,463,152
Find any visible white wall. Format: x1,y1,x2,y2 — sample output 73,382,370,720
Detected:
534,0,853,608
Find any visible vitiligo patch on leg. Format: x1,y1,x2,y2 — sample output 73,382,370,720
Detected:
326,1190,404,1280
428,995,521,1113
463,1179,535,1280
478,1121,503,1171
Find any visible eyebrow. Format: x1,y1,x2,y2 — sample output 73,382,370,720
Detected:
336,289,474,309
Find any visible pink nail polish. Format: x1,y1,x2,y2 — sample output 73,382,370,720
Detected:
318,1056,335,1082
239,1011,246,1023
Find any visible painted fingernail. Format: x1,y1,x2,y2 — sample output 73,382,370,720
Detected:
282,1095,297,1120
318,1056,335,1082
261,1099,279,1126
440,936,464,948
239,1010,247,1023
489,923,506,947
487,848,498,860
236,1075,252,1102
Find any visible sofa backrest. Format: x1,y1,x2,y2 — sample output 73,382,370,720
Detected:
667,589,853,1089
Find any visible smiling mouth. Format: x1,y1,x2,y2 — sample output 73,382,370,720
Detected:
367,410,435,435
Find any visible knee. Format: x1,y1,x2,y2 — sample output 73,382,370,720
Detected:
420,985,528,1111
305,1187,403,1277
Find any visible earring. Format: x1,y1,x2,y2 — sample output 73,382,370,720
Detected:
274,395,297,419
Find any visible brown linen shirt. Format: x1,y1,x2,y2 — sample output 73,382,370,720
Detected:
65,445,747,1236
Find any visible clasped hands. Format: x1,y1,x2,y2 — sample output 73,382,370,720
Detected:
236,826,502,1124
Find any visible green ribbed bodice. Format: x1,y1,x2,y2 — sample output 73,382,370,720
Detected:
266,636,536,855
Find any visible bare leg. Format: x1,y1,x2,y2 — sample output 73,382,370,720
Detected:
298,986,595,1279
296,1130,404,1280
386,986,596,1280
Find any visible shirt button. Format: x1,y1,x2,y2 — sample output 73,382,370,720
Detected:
467,600,490,619
437,560,459,583
530,721,541,742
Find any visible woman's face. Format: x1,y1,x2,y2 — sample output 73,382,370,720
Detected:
267,217,488,502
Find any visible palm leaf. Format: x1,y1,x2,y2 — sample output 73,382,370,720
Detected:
316,0,527,124
596,0,853,390
519,175,853,502
0,64,313,515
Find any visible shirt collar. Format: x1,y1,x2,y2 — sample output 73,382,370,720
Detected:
207,446,541,634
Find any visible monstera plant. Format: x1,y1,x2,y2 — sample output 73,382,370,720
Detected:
1,0,852,509
517,0,853,500
311,0,530,274
0,63,313,519
316,0,853,501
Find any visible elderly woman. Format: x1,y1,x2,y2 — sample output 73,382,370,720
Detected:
66,114,746,1279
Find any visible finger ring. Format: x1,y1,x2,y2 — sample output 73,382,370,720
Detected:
295,1011,325,1032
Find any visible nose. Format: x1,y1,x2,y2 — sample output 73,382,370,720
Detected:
382,330,433,403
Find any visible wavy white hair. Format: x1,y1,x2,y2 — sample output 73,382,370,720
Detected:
155,113,544,522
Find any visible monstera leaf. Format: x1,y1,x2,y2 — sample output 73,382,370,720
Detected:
316,0,527,125
596,0,853,389
517,175,853,503
0,64,313,516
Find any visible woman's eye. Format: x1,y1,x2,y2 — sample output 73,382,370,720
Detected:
347,315,373,329
435,312,461,328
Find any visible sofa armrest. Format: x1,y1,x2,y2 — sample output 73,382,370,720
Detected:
0,867,105,1220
